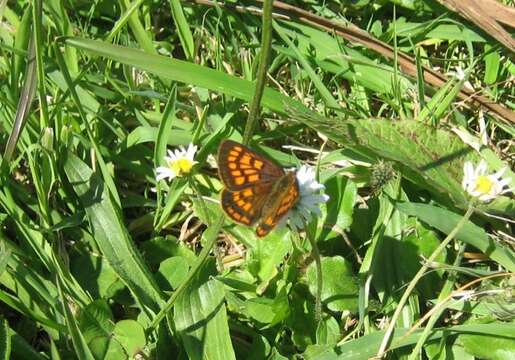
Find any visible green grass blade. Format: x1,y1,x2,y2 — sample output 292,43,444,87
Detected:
396,202,515,272
2,36,36,164
273,21,340,109
106,0,145,43
0,317,11,360
9,329,47,360
57,279,95,360
169,0,194,61
118,0,156,55
63,37,294,115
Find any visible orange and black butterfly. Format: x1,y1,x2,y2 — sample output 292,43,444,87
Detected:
217,140,299,237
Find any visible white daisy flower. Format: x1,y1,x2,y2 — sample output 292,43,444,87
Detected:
462,160,512,202
285,165,329,230
156,143,198,182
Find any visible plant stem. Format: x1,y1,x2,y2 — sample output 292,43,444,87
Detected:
148,213,224,332
242,0,273,145
306,229,323,321
407,242,466,360
376,203,475,358
148,177,224,332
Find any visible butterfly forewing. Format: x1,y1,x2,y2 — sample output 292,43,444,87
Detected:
218,140,284,191
256,172,299,237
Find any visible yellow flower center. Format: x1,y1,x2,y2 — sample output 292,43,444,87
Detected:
474,175,493,194
170,158,193,176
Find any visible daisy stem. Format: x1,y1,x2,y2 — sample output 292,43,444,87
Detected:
242,0,273,145
375,203,475,358
189,177,223,270
306,228,323,322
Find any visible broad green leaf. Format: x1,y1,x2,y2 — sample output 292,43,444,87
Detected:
64,152,164,314
247,230,292,290
316,316,340,346
156,256,189,291
245,288,290,326
140,235,196,267
402,220,446,298
288,283,317,348
288,104,504,213
175,275,236,360
334,324,515,359
303,345,339,360
323,176,357,232
112,320,146,358
484,45,500,85
173,258,235,360
396,202,515,272
78,300,114,345
425,24,485,42
306,256,358,313
460,318,515,360
72,254,122,300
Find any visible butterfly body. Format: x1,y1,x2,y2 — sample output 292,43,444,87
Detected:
217,140,299,237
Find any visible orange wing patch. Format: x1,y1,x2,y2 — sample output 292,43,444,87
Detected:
255,174,299,237
218,140,284,191
221,186,269,226
218,140,299,237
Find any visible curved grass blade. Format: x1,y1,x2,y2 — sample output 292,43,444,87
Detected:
0,317,10,360
2,36,36,165
57,278,95,360
396,202,515,272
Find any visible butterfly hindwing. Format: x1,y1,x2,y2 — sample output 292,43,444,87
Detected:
218,139,284,191
221,184,271,225
256,172,299,237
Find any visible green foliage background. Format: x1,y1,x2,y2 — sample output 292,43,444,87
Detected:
0,0,513,359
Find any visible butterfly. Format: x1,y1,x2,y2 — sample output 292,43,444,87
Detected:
217,139,299,237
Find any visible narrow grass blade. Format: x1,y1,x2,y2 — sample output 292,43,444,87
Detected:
273,21,340,109
2,36,36,164
396,202,515,272
0,317,10,360
118,0,156,55
63,37,293,115
169,0,194,61
57,279,95,360
154,87,178,227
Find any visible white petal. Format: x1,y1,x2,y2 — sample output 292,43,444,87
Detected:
156,167,176,181
478,112,488,146
492,167,507,180
476,160,488,176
